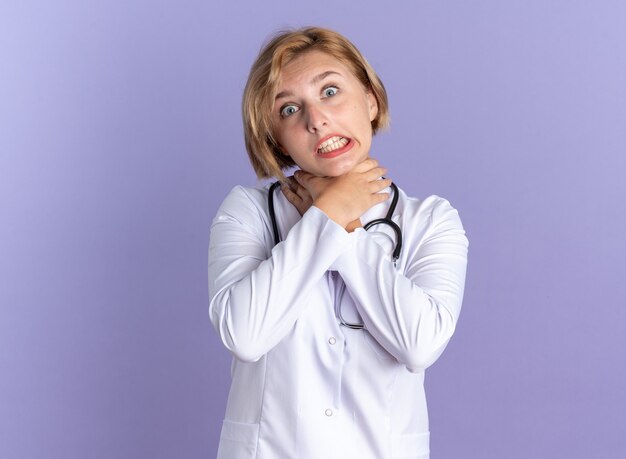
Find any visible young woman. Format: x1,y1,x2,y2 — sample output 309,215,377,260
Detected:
208,27,468,459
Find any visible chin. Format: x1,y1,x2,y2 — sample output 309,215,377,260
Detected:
322,164,354,177
326,154,366,176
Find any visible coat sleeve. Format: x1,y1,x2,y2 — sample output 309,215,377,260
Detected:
333,195,468,373
208,186,355,362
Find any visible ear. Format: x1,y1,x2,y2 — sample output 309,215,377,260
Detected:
366,91,378,122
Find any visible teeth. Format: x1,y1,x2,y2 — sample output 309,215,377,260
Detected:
318,137,348,153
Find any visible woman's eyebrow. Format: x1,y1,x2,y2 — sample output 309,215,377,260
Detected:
310,70,341,85
275,90,292,101
275,71,342,101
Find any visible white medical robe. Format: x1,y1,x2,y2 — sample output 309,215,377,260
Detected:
208,184,468,459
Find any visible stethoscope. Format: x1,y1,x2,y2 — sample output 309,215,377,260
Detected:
268,180,403,330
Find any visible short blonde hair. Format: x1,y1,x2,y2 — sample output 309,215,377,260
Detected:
242,27,390,180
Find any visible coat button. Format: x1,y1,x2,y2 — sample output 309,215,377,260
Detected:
325,408,333,417
328,337,336,345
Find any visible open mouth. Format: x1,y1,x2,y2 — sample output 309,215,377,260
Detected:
317,136,349,154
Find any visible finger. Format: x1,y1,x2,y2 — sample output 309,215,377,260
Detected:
371,191,391,205
363,166,388,181
293,169,312,186
281,183,302,205
286,175,305,194
353,158,379,173
281,183,297,200
284,176,300,193
368,178,392,192
294,183,311,200
294,170,325,196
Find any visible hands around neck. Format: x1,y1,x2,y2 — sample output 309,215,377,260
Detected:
281,157,391,232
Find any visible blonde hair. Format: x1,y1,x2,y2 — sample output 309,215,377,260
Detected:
242,27,390,180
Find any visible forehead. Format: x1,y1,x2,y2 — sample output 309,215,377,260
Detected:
278,50,354,86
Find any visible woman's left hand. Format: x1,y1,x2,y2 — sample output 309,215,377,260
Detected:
281,176,314,216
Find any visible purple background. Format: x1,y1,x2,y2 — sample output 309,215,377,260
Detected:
1,1,625,458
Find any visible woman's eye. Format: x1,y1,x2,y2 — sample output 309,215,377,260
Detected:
280,105,299,118
323,86,339,97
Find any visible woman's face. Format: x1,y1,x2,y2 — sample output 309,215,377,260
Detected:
271,50,378,177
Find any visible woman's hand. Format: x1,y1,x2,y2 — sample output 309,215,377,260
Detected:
281,175,363,232
281,176,314,216
293,158,391,230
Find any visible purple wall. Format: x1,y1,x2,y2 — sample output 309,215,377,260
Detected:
1,1,625,458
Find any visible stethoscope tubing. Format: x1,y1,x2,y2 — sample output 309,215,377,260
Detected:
269,181,401,255
268,181,283,246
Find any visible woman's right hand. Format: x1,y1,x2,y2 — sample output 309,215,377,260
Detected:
281,176,314,217
293,158,392,230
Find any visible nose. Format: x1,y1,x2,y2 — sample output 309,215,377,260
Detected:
305,104,328,133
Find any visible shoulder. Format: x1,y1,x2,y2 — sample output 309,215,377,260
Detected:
213,184,272,226
398,189,463,228
395,190,467,251
395,190,468,264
